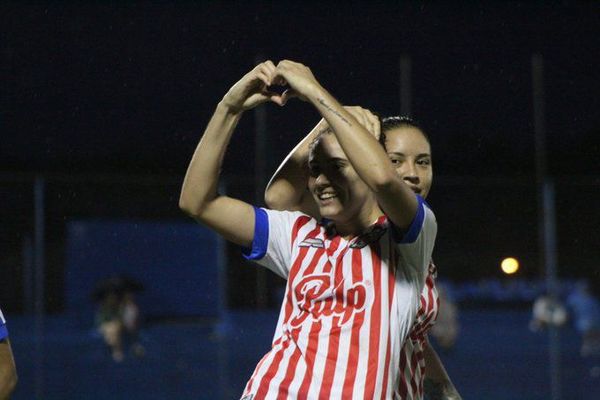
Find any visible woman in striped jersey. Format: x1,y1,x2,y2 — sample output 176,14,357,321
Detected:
265,116,461,399
180,60,437,399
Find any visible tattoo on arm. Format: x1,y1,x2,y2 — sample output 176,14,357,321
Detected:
423,378,463,400
317,98,352,126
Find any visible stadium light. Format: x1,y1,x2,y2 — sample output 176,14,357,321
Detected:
501,257,519,275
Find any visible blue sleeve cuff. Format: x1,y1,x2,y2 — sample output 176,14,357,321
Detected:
0,324,8,341
242,207,269,260
392,195,426,244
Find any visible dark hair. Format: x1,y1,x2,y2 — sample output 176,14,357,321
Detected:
379,116,430,148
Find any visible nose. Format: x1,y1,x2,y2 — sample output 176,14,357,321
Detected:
401,163,420,185
315,172,330,188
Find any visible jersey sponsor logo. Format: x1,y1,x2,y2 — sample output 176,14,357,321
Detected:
289,274,368,328
298,238,325,248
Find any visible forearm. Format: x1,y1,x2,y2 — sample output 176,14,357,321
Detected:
306,86,395,190
423,338,461,400
0,340,17,400
179,101,241,217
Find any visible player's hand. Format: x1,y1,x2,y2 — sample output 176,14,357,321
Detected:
221,61,285,114
275,60,321,105
344,106,381,140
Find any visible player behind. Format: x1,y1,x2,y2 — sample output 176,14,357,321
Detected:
265,115,461,399
0,308,17,399
180,60,437,399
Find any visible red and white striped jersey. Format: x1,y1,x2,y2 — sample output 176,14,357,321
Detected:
241,196,437,400
395,262,439,400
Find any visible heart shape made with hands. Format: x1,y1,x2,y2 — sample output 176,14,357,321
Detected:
265,84,305,107
261,70,307,107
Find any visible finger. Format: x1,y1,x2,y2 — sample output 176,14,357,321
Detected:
263,60,277,72
255,71,271,88
268,92,285,107
281,88,302,105
262,60,277,82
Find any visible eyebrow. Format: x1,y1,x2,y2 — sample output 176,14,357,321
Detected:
388,152,431,158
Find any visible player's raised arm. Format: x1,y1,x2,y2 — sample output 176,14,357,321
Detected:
264,118,325,217
179,61,283,247
275,60,419,231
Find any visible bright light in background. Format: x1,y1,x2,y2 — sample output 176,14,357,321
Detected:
501,257,520,274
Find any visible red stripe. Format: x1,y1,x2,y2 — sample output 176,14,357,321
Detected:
408,346,420,397
283,225,323,326
255,222,322,397
323,236,341,273
289,231,329,399
341,249,364,398
275,345,302,400
318,236,349,398
255,339,291,398
397,346,408,398
291,216,311,249
296,321,322,400
381,327,392,399
364,243,383,399
317,317,341,399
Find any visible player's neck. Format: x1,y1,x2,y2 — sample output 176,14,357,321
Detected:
334,206,383,239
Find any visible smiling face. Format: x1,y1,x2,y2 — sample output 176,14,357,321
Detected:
384,126,433,199
308,133,378,228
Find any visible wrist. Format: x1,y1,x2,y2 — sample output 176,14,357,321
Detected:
217,98,244,116
304,82,327,104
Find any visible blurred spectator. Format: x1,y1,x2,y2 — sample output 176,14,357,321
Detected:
529,293,567,332
93,276,145,362
430,284,460,351
121,291,145,358
567,280,600,358
0,307,17,399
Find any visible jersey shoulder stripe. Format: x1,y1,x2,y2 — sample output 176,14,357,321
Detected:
0,308,8,340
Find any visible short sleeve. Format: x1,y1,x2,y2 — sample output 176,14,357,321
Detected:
392,195,437,290
242,207,308,279
0,309,8,340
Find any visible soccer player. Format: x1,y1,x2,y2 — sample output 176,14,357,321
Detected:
180,60,437,399
266,115,462,399
0,308,17,399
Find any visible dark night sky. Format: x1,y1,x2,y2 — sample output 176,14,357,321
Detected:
1,2,600,312
2,1,599,178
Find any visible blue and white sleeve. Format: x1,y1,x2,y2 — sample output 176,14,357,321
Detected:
392,195,438,290
0,308,8,341
242,207,305,279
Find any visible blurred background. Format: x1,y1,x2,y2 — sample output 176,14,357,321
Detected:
1,1,599,399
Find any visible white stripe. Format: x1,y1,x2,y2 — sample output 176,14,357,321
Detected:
305,318,329,398
352,249,374,400
286,343,307,397
0,309,5,324
328,257,354,398
265,335,296,397
373,248,391,399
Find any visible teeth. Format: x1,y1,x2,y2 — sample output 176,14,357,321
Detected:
319,193,336,200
